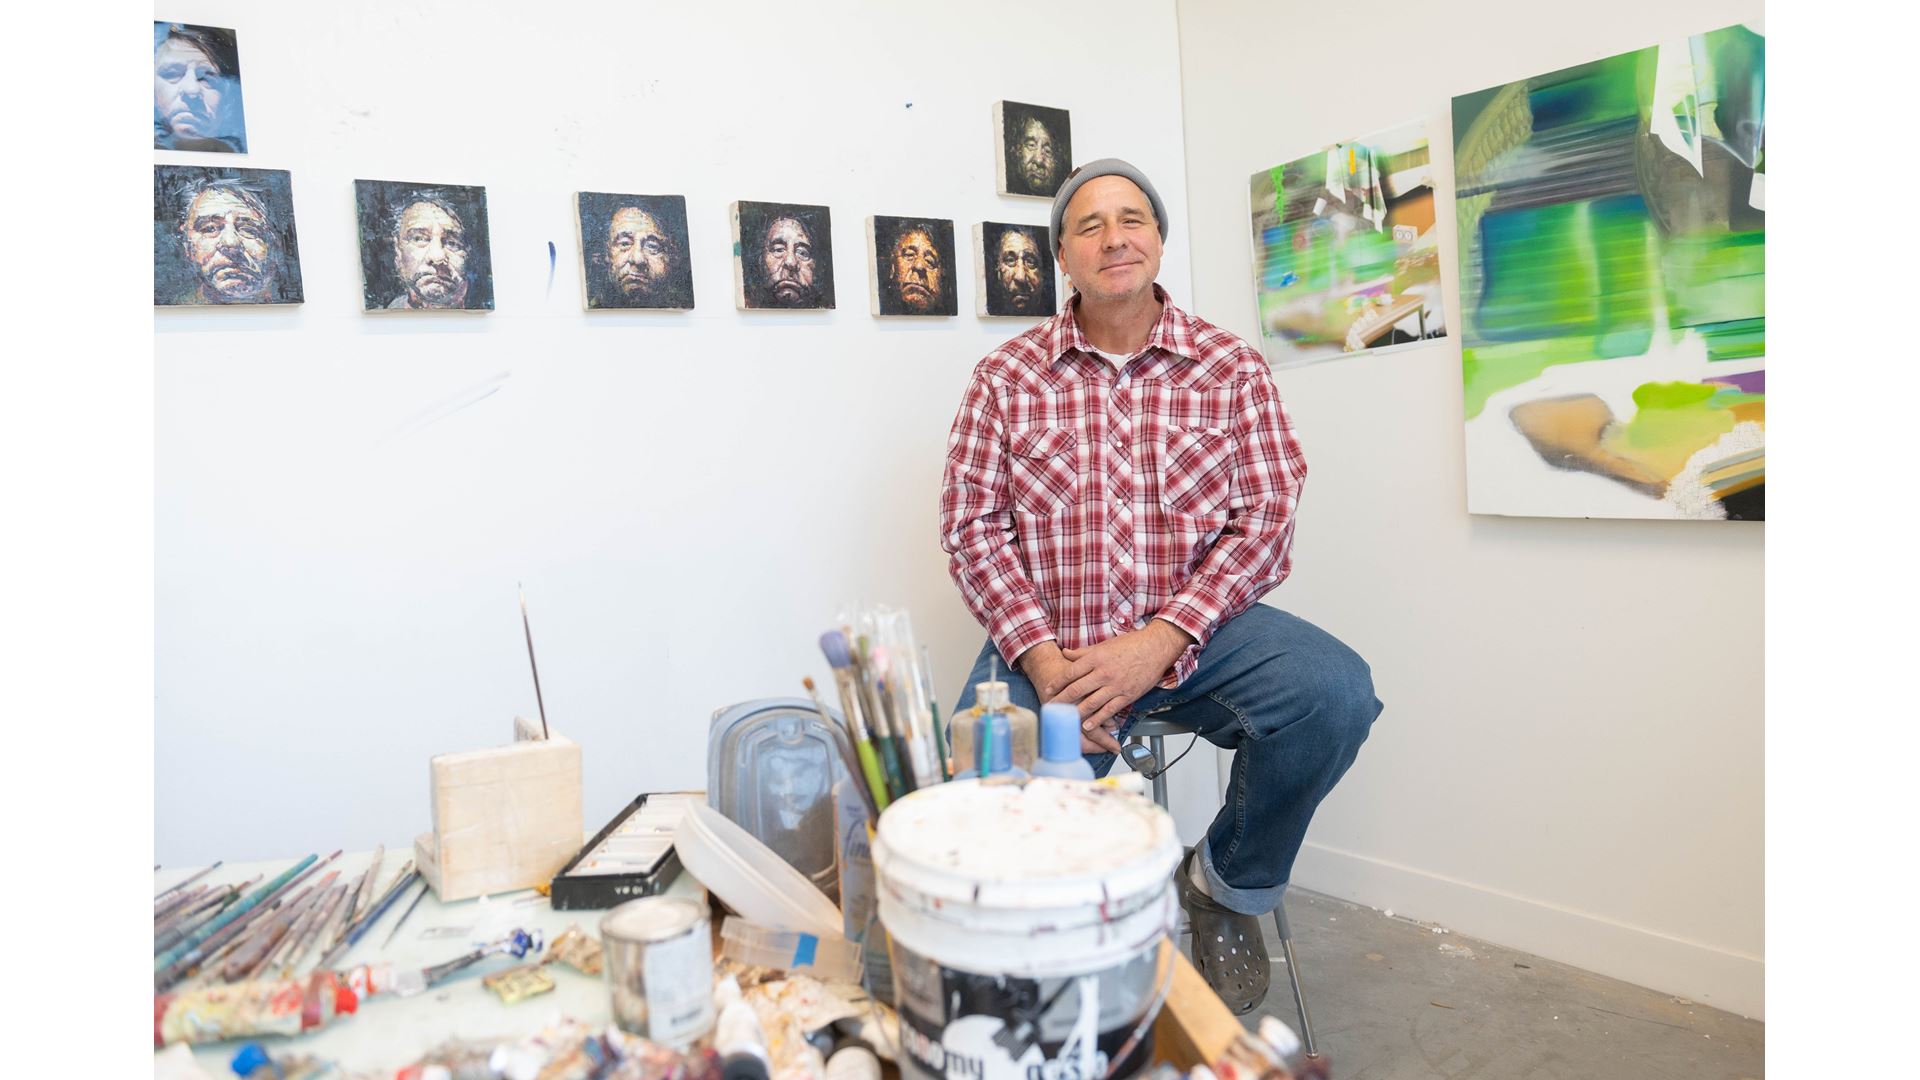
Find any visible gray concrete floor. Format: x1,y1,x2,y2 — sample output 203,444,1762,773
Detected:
1180,888,1763,1080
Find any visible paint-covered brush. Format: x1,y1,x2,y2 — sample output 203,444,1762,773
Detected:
805,675,884,818
830,631,910,800
821,631,905,804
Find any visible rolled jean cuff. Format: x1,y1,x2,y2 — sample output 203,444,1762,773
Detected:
1200,836,1287,917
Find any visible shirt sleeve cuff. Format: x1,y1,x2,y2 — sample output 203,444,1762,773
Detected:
993,613,1056,672
1157,593,1225,652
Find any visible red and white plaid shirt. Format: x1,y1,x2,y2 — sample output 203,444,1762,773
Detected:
940,285,1307,689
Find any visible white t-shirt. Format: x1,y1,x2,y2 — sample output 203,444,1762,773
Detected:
1090,347,1140,369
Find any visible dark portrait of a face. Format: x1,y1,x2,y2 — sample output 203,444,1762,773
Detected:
733,201,835,310
154,22,247,153
995,101,1072,198
869,216,958,317
576,193,694,310
354,180,495,312
154,166,303,306
976,222,1056,318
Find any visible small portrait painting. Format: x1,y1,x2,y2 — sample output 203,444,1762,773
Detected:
354,180,495,312
154,22,248,153
975,222,1057,318
994,101,1071,198
154,165,303,306
868,216,958,317
733,201,835,310
576,192,695,310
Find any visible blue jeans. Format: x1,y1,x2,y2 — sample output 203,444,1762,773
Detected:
953,604,1381,916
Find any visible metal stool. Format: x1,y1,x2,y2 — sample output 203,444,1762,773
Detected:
1128,716,1318,1054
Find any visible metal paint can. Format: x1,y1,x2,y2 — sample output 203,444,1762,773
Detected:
600,896,716,1047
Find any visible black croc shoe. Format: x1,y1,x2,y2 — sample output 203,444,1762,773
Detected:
1175,847,1270,1015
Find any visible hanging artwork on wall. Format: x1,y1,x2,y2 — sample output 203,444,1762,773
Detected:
732,201,835,310
1453,23,1765,520
994,102,1072,198
868,216,958,317
354,180,495,311
154,21,248,153
1247,121,1447,368
154,165,303,306
576,193,695,310
975,222,1056,318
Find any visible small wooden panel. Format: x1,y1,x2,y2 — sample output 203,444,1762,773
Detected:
422,733,582,901
1154,948,1244,1070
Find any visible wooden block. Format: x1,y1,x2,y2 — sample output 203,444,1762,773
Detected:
421,731,582,901
1154,949,1244,1070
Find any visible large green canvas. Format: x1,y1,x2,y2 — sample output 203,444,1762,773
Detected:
1453,25,1764,520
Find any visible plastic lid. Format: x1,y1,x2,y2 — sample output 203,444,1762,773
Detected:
986,715,1013,774
673,802,844,938
230,1044,271,1077
973,680,1010,710
1039,703,1082,761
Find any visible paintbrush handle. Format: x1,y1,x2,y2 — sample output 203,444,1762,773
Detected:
155,854,315,972
873,734,910,800
855,739,891,813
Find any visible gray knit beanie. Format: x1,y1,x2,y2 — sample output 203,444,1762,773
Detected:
1049,157,1169,254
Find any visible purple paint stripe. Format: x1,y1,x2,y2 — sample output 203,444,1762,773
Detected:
1706,370,1764,395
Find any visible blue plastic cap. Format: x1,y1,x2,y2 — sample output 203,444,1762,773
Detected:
230,1043,272,1077
988,714,1013,774
1040,703,1082,761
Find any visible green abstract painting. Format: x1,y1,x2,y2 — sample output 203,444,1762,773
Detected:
1248,121,1447,368
1453,24,1764,520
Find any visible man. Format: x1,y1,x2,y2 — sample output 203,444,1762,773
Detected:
987,225,1052,316
607,207,674,303
164,174,296,304
882,221,952,315
760,214,822,308
154,23,246,152
1013,115,1061,194
387,197,473,310
940,159,1381,1013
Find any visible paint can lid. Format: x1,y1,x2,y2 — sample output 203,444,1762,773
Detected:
600,896,707,945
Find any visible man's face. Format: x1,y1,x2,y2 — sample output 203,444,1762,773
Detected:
181,187,272,302
1015,117,1058,192
995,230,1045,313
392,201,470,308
761,216,817,306
1055,175,1162,305
889,228,943,312
154,38,226,140
607,207,670,299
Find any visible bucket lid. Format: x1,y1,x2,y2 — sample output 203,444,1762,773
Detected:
601,896,706,944
873,777,1179,915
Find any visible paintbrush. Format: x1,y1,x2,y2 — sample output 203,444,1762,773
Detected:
920,644,951,781
156,850,342,990
345,845,386,930
154,861,222,903
260,878,337,976
154,884,210,923
155,879,257,954
875,647,936,789
519,583,550,739
318,862,417,970
381,879,431,950
281,884,349,975
823,631,908,802
224,872,336,982
804,675,882,819
155,852,319,973
854,634,916,796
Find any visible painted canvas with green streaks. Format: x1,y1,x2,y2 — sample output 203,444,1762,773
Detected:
1453,24,1764,520
1248,121,1447,369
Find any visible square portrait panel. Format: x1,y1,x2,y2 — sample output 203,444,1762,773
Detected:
155,165,303,306
975,222,1057,318
155,22,248,153
868,216,958,317
355,180,495,312
576,193,695,310
733,201,835,310
995,101,1072,199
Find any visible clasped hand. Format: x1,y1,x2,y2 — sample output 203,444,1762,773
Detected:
1019,621,1193,755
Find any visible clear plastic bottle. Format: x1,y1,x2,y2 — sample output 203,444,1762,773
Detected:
945,678,1038,777
1029,702,1095,780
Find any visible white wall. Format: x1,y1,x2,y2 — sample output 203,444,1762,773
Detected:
1175,0,1764,1016
155,1,1193,862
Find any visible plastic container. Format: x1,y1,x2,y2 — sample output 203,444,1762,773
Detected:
874,778,1180,1080
720,916,863,982
599,897,716,1047
1030,703,1096,780
708,698,855,903
833,778,895,1004
946,679,1037,777
673,801,844,938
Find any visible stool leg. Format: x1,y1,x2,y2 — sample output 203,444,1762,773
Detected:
1149,734,1167,808
1272,901,1316,1057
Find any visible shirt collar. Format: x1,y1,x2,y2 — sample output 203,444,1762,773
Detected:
1046,283,1202,368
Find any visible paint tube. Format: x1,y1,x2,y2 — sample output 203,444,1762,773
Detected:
153,963,395,1047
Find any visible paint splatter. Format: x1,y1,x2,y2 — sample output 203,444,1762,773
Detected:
546,241,557,298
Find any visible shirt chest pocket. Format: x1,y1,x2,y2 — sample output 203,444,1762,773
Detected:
1160,426,1233,519
1007,427,1080,517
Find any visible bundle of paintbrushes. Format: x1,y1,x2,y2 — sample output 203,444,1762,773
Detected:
154,848,427,993
807,605,950,818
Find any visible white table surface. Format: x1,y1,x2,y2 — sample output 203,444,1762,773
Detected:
155,848,704,1074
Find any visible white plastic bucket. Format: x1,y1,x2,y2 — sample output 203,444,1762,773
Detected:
873,778,1181,1080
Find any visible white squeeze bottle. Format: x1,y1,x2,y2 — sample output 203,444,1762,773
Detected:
1028,702,1096,780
